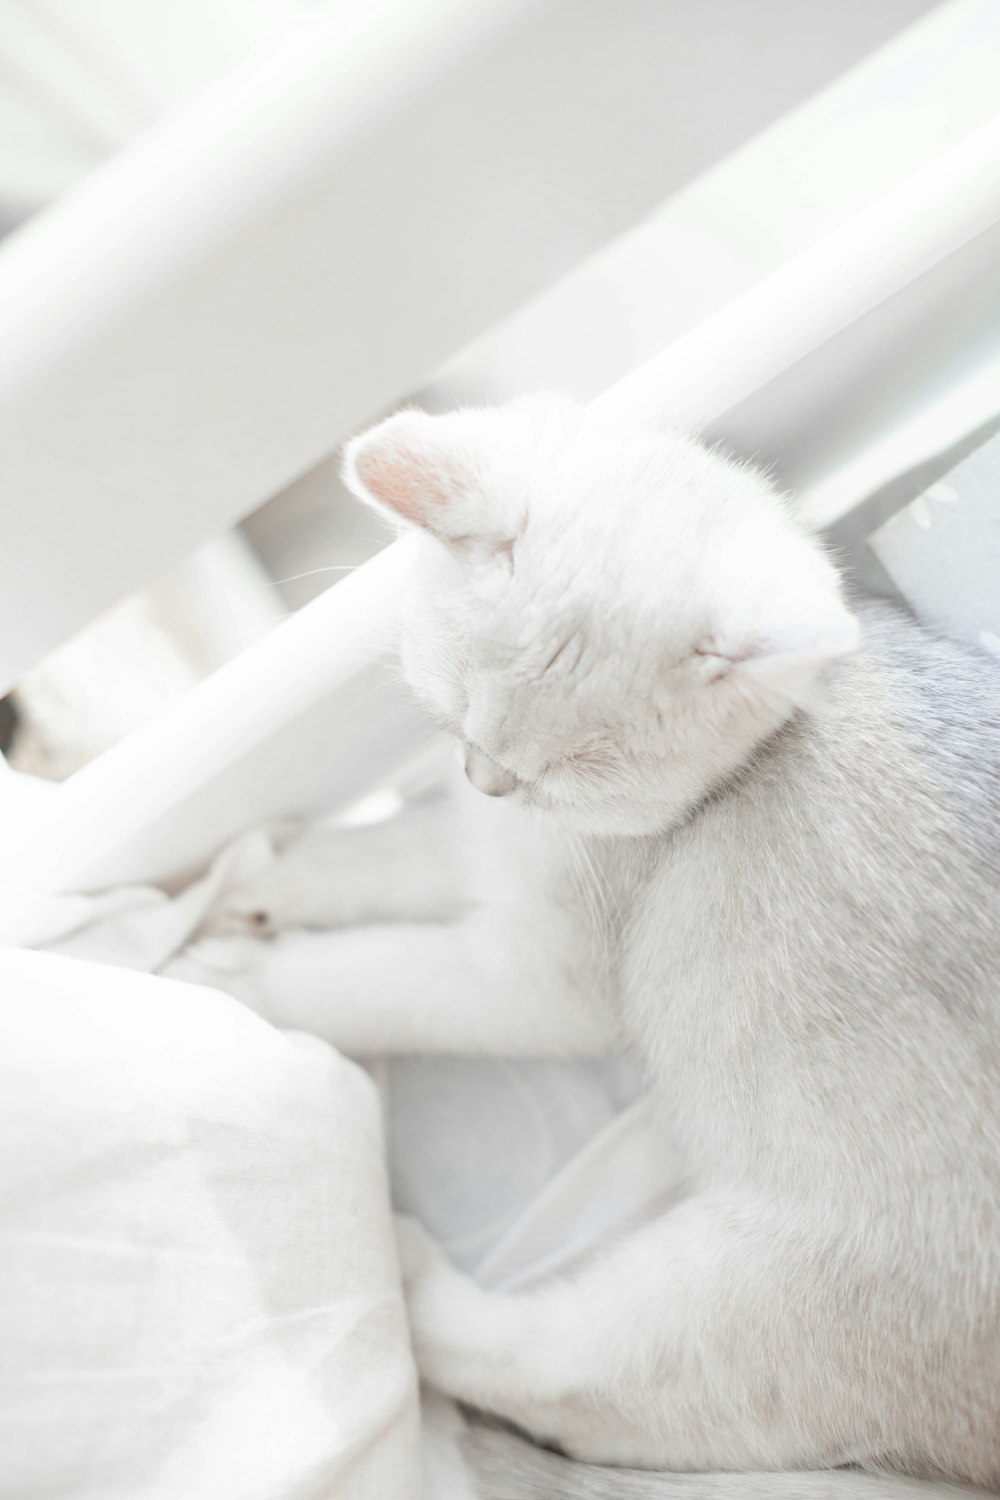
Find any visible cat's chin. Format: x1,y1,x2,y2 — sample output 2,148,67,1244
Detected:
520,790,672,840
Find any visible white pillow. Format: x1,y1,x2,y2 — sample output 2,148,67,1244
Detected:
0,947,419,1500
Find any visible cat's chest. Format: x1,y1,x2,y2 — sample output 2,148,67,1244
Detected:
620,840,740,1033
614,814,804,1092
611,829,816,1179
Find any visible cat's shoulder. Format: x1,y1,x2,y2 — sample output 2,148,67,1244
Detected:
657,596,1000,888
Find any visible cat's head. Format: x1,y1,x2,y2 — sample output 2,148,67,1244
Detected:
343,395,858,836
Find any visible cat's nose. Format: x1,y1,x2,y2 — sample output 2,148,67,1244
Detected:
464,746,518,797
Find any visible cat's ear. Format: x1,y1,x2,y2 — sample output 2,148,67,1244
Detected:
702,541,860,700
741,597,859,700
342,408,518,550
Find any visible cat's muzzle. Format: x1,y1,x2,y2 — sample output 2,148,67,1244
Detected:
464,746,518,797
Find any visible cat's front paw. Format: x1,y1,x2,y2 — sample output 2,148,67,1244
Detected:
202,826,373,938
202,868,306,939
205,888,281,939
201,839,326,938
393,1215,521,1407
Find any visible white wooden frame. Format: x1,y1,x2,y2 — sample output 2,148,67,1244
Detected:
0,0,922,693
1,3,999,893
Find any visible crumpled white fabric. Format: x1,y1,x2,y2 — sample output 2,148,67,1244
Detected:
0,828,676,1499
0,859,420,1500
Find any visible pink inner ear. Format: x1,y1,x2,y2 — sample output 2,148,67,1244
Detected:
354,438,457,528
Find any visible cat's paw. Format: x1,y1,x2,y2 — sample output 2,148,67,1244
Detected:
201,827,365,938
201,847,322,938
205,888,281,939
202,866,305,938
393,1214,466,1382
393,1215,515,1403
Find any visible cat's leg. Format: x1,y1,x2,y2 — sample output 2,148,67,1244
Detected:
397,1196,882,1473
171,906,616,1058
204,802,467,936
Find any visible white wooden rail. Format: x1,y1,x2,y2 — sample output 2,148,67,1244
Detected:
4,110,1000,894
0,0,914,697
2,0,999,892
592,118,1000,440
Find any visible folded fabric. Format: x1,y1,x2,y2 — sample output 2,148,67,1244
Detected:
0,946,420,1500
2,824,671,1497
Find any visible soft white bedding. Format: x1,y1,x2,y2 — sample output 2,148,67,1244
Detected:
0,837,673,1498
0,877,420,1499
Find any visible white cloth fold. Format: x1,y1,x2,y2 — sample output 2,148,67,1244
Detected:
2,826,673,1498
0,879,420,1498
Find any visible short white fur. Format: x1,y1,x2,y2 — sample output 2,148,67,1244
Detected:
206,397,1000,1500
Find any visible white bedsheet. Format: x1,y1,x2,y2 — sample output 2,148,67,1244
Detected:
0,834,674,1499
0,874,420,1498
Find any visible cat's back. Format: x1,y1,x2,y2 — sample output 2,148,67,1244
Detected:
856,601,1000,846
777,599,1000,899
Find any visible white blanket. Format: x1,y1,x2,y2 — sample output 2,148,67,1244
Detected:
0,872,420,1498
0,834,673,1499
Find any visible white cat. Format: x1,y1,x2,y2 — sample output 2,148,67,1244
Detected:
205,396,1000,1498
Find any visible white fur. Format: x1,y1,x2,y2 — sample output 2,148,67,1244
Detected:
205,399,1000,1498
